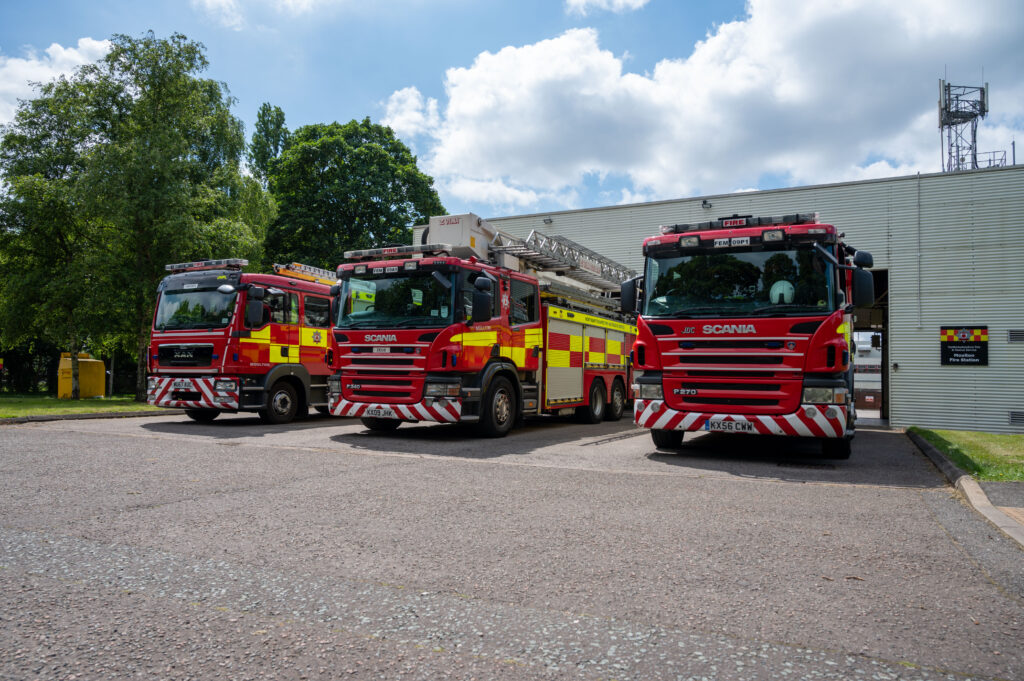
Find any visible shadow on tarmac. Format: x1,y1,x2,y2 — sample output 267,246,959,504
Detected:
329,415,640,460
644,428,949,488
139,411,343,439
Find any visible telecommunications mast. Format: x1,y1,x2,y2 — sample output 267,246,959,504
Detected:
939,80,1004,171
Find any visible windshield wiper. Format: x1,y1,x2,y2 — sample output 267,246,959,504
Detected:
668,306,732,316
749,304,823,314
339,320,389,329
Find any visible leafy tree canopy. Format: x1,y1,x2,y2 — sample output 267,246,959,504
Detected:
265,117,444,270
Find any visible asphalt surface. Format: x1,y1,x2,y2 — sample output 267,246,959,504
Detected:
1,413,1021,680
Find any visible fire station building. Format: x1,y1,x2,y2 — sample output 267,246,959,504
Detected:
487,164,1024,434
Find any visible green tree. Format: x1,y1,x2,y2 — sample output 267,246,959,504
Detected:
0,74,105,398
79,32,271,399
1,32,273,400
249,102,290,185
265,118,444,269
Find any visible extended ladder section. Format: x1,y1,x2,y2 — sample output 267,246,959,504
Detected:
489,229,636,292
539,280,625,318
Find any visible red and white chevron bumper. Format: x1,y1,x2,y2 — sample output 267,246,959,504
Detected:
147,376,239,410
634,400,849,438
329,396,462,423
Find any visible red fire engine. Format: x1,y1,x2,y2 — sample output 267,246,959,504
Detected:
147,259,336,423
621,213,874,458
327,213,637,437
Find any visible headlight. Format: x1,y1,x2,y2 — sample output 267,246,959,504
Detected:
679,236,699,248
638,383,663,400
147,377,159,391
763,229,784,242
327,376,342,393
214,379,238,392
425,381,461,398
802,387,848,404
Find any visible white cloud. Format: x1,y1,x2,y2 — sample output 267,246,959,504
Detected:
388,0,1024,212
190,0,246,30
565,0,650,16
0,38,110,126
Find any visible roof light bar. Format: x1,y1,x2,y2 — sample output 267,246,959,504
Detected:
273,262,337,285
165,258,248,273
659,212,820,235
343,243,454,261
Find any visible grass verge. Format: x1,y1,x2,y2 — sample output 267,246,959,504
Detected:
0,394,163,419
909,427,1024,481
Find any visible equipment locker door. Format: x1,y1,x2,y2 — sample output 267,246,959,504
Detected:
545,318,584,405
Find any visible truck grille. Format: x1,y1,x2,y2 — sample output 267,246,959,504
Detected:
157,344,214,367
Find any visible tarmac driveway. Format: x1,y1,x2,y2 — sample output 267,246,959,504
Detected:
1,414,1021,680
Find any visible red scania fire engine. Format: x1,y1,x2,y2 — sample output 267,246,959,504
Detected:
622,213,874,458
327,213,637,437
147,259,336,423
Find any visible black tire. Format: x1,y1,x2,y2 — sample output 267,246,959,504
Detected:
604,379,626,422
185,408,219,423
361,416,402,431
651,428,683,450
576,380,606,424
477,376,516,438
259,381,298,424
822,437,852,460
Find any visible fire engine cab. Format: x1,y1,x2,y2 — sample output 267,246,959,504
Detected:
147,259,336,423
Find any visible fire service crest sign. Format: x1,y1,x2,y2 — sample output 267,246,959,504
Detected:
940,326,988,366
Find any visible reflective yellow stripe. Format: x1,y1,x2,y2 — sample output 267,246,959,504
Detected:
547,306,637,334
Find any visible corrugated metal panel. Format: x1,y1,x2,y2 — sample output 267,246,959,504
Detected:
487,166,1024,433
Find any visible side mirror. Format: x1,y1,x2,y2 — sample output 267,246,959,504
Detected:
217,284,236,294
852,268,874,306
620,276,640,314
245,300,265,327
469,277,493,324
248,286,266,301
853,250,873,269
329,283,341,297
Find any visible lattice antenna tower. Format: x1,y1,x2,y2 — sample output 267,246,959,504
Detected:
938,80,988,172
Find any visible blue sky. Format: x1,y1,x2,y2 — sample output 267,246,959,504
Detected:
2,0,1023,218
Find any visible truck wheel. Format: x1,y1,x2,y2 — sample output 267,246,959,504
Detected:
361,417,401,431
576,380,606,423
822,437,852,460
651,428,683,450
604,379,626,422
477,376,516,438
185,408,219,423
259,381,298,424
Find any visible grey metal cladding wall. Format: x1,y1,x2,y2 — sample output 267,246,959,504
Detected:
488,165,1024,433
887,169,1024,434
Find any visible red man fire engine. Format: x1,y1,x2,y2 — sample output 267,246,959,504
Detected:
147,259,336,423
621,213,874,458
327,213,637,437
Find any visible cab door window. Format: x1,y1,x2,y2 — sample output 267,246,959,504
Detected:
304,296,331,327
510,279,539,326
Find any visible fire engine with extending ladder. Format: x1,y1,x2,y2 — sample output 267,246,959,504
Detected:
147,260,337,424
327,213,637,437
621,213,874,458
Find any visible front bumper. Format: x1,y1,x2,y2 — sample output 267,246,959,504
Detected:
329,395,463,423
634,399,850,438
147,376,239,411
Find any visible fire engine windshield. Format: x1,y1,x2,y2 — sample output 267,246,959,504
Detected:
154,288,238,330
643,247,835,318
336,270,456,329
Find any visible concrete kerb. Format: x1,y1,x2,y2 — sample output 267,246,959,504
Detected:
0,410,184,425
907,430,1024,549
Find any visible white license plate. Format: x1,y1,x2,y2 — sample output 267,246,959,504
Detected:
365,407,396,418
171,379,193,389
705,418,755,433
372,346,390,354
731,236,750,246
